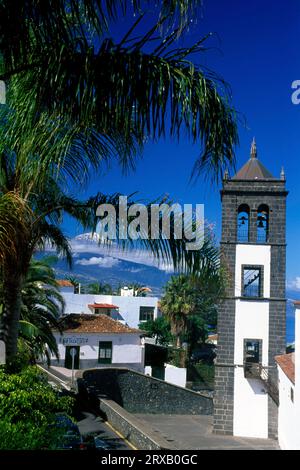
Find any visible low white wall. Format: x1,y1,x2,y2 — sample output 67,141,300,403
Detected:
143,364,187,387
164,364,187,388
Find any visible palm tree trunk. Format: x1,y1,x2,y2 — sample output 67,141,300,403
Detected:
0,270,23,362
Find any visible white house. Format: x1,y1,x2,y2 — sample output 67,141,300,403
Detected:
276,301,300,450
50,314,145,372
60,292,160,329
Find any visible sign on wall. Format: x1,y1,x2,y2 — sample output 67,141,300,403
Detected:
62,337,89,346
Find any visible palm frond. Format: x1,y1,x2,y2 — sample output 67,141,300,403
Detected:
4,19,237,182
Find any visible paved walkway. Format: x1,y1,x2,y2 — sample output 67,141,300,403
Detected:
134,415,279,450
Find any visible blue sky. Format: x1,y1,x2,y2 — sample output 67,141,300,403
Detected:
64,0,300,291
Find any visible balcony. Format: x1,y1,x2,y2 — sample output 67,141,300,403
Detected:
243,363,279,405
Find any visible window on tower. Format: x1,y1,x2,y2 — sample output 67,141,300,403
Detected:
242,266,263,298
237,204,250,242
243,339,262,378
257,204,269,243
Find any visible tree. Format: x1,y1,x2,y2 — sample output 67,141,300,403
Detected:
19,258,65,365
0,1,238,183
139,316,173,346
160,265,224,350
0,1,236,363
0,366,74,450
87,282,113,295
127,283,152,297
160,274,196,347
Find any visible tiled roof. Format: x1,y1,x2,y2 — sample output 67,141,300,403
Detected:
233,158,274,180
57,280,74,287
275,353,295,384
294,301,300,306
232,139,275,180
207,334,218,341
56,314,142,335
88,303,118,309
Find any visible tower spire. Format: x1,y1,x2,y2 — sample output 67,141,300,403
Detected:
250,137,257,159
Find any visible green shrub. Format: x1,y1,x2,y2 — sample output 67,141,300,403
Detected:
0,366,74,450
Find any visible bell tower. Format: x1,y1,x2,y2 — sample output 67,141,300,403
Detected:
213,139,288,438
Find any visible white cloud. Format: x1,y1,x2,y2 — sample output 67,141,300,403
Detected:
75,256,121,268
287,277,300,291
44,232,174,273
69,233,174,273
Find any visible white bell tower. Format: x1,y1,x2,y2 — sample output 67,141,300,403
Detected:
214,140,288,439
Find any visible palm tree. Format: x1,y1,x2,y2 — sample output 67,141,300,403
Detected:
87,282,113,295
19,258,65,365
126,283,152,297
0,143,104,360
0,1,237,363
160,267,224,349
0,1,238,183
160,274,197,348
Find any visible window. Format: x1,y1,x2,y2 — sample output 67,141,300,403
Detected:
242,266,263,298
257,204,269,243
237,204,250,242
244,340,261,364
94,308,110,316
139,306,155,322
243,339,262,378
98,341,112,364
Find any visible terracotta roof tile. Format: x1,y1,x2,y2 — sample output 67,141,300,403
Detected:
57,280,74,287
275,353,295,384
56,314,142,335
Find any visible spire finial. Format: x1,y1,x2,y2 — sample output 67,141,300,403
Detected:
280,166,285,180
250,137,257,159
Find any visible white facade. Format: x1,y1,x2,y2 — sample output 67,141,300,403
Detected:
233,244,271,438
61,293,160,329
51,331,144,372
278,366,296,449
277,303,300,449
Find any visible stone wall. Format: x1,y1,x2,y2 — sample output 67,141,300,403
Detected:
98,398,176,450
81,367,213,415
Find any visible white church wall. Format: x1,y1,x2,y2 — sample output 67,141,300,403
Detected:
233,300,269,438
235,244,271,298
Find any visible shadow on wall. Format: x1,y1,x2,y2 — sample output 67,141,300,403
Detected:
80,368,213,415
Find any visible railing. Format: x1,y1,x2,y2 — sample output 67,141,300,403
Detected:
243,363,279,405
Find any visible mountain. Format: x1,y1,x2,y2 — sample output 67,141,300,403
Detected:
38,233,173,296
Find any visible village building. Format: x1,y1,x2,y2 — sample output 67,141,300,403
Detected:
57,286,160,329
50,314,145,372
